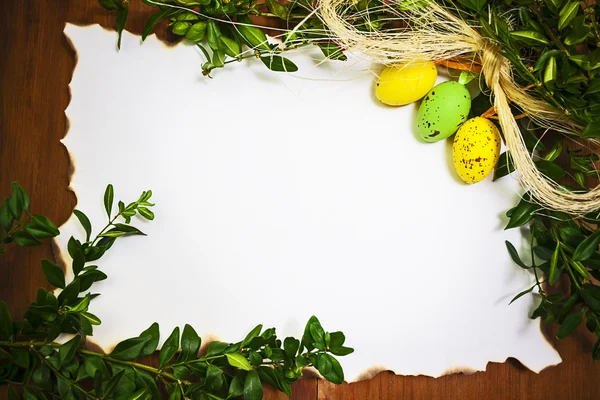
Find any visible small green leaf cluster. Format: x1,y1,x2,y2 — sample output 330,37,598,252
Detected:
0,183,59,252
98,0,350,76
1,184,352,399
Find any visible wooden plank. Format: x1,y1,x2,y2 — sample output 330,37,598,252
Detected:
0,0,599,398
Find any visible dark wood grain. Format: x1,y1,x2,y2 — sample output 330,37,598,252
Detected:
0,0,599,398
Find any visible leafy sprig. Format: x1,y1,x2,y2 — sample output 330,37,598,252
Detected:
99,0,346,76
0,183,59,252
0,184,352,399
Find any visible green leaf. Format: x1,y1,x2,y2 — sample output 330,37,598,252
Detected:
42,260,65,289
8,182,25,219
309,321,325,347
237,16,270,50
79,269,107,291
558,1,580,31
138,207,154,220
15,182,29,211
244,369,263,400
505,195,537,229
266,0,288,19
330,345,354,356
33,364,51,387
73,210,92,242
302,316,320,351
0,199,14,231
556,308,585,339
317,354,344,384
180,324,201,361
112,224,146,236
138,322,160,358
564,17,590,45
318,42,347,61
206,340,229,356
229,375,244,398
549,241,561,285
493,151,515,181
283,337,300,358
104,369,125,398
11,230,41,247
261,55,298,72
573,231,600,261
58,278,80,305
219,36,241,58
207,21,221,51
582,284,600,312
581,123,600,138
25,215,60,239
242,324,263,347
226,353,252,370
535,160,565,181
257,365,280,391
68,237,86,276
10,347,28,368
99,0,123,10
110,336,151,361
509,284,536,305
116,5,129,50
185,21,208,42
249,351,263,366
509,30,550,46
59,335,81,367
168,388,182,400
212,49,226,68
543,56,557,84
203,364,224,393
82,311,101,325
159,327,180,367
136,370,160,400
543,141,563,162
104,184,114,219
172,21,192,36
84,355,109,379
585,79,600,96
143,8,171,41
505,241,529,269
329,331,346,348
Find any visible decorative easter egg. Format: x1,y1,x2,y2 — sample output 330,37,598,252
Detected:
417,81,471,143
452,117,501,184
375,62,438,106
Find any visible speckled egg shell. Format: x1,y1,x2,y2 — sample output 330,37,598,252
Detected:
452,117,501,184
417,81,471,143
375,62,438,106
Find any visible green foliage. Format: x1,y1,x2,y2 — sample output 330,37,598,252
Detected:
0,182,59,253
0,184,351,398
506,204,600,359
97,0,349,76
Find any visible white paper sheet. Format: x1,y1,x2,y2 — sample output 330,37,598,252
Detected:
56,23,561,381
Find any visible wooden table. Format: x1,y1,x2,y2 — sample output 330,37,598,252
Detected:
1,1,600,398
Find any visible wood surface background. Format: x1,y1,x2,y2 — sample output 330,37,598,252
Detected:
1,0,600,398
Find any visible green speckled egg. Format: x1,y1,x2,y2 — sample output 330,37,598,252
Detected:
417,81,471,143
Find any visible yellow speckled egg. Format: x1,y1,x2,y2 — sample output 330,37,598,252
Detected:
452,117,501,184
375,62,438,106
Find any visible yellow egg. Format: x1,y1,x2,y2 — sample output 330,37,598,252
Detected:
375,62,438,106
452,117,501,184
